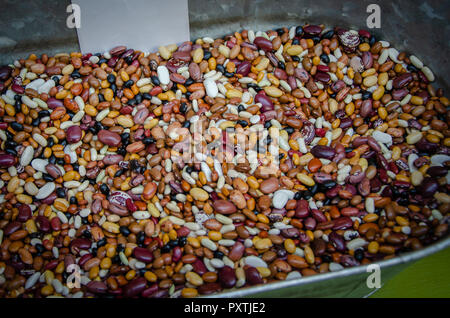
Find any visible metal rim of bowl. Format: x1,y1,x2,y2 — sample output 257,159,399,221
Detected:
203,236,450,298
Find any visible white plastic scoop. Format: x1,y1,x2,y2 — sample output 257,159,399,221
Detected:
72,0,190,54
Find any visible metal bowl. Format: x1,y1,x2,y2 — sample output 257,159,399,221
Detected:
0,0,449,298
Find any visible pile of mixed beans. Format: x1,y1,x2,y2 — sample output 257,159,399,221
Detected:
0,24,449,298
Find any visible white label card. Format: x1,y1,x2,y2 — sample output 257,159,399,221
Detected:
72,0,190,54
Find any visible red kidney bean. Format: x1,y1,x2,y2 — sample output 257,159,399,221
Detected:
218,266,236,288
70,238,92,252
35,216,51,233
427,166,448,177
87,281,108,294
236,61,251,76
50,217,61,231
329,232,346,252
46,97,64,110
4,221,21,236
0,153,16,167
198,283,222,295
255,93,274,112
311,145,336,160
295,199,310,218
274,68,288,80
311,209,327,223
253,37,273,51
314,71,330,83
332,217,353,230
393,73,413,89
244,267,263,285
228,241,245,261
133,247,154,263
303,25,322,35
192,259,208,276
142,284,159,298
420,177,439,197
173,51,191,62
304,217,317,230
17,204,32,222
97,130,121,147
78,253,93,268
66,125,82,144
0,66,11,80
123,277,147,297
352,136,368,147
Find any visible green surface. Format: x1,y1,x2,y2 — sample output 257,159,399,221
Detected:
371,247,450,298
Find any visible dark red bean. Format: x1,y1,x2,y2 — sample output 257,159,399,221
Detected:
35,216,51,233
314,71,330,83
311,209,327,223
218,266,236,288
255,93,274,112
0,66,12,81
329,232,346,252
198,283,222,295
97,130,121,147
311,145,336,160
4,221,21,236
393,73,413,89
133,247,154,263
304,217,317,230
66,125,82,144
332,217,353,230
420,177,439,197
123,277,147,297
46,97,64,110
253,37,273,51
0,153,16,168
295,199,310,218
87,281,108,294
427,166,448,177
17,204,32,222
244,267,263,285
236,61,251,76
192,259,208,276
303,25,322,35
70,238,92,251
